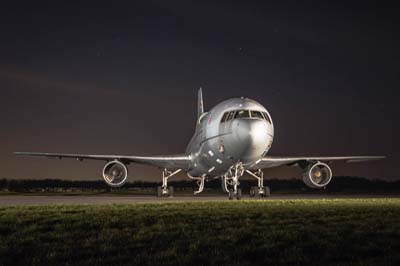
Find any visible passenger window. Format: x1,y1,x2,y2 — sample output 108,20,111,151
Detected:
220,112,229,123
262,112,271,123
235,110,250,119
250,111,264,119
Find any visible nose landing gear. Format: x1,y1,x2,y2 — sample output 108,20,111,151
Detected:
223,163,244,200
228,188,242,200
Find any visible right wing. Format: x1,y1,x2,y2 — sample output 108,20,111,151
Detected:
14,152,191,170
250,155,385,169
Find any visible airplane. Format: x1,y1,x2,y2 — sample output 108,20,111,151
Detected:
15,88,385,199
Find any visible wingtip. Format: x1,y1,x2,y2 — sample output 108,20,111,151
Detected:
14,152,29,157
346,156,386,163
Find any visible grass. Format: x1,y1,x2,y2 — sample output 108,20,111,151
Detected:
1,199,400,265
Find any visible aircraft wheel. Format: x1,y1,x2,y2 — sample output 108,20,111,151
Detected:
237,189,242,200
228,189,235,200
249,187,256,198
263,186,271,197
168,186,174,198
156,186,162,197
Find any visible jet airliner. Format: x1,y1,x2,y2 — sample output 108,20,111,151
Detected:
15,89,385,199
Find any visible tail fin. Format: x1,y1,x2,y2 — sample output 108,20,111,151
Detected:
197,87,204,119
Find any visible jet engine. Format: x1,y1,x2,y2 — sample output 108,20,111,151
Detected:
302,162,332,189
102,160,128,187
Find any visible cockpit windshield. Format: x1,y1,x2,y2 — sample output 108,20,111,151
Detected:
250,111,264,119
262,112,272,124
226,111,236,121
234,110,250,119
221,109,271,123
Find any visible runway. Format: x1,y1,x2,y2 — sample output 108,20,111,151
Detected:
0,194,399,206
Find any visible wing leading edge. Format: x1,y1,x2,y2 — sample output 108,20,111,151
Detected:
15,152,385,171
252,156,386,169
14,152,191,170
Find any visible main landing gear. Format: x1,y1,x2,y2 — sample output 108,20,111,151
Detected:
246,169,271,198
187,174,206,195
222,163,245,200
156,168,181,198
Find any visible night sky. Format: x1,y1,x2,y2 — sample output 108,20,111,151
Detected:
1,1,399,181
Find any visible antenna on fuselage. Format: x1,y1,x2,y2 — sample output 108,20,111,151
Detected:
197,87,204,119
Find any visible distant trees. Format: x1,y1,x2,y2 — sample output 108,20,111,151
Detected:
0,177,399,193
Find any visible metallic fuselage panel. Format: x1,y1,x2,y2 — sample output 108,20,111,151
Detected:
186,98,274,177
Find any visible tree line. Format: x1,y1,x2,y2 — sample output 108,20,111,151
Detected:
0,177,399,193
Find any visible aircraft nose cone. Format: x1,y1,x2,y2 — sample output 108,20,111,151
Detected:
249,120,269,145
236,119,272,160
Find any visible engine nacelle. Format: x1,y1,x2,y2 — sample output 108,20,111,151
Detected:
302,162,332,189
102,160,128,187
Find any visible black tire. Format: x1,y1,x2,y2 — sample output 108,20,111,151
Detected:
263,186,271,197
237,189,242,200
156,186,162,197
168,186,174,198
228,189,234,200
249,187,255,198
221,177,229,193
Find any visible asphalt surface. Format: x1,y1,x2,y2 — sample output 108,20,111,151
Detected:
0,194,399,206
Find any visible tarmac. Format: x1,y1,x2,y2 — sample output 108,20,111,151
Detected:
0,194,398,206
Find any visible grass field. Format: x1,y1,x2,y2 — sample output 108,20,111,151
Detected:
1,199,400,266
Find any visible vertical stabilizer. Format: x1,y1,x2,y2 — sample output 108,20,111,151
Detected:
197,87,204,119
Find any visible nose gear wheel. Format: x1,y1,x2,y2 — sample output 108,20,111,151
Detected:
223,163,244,200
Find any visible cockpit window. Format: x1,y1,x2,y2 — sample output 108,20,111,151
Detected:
221,109,271,123
262,112,272,124
226,111,236,121
250,111,264,119
234,110,250,119
221,112,229,122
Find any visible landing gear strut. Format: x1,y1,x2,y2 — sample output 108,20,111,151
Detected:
223,163,244,200
246,169,271,198
156,168,181,197
187,173,206,195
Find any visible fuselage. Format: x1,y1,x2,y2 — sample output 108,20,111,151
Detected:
186,97,274,177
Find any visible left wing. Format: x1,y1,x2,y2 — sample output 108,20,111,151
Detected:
14,152,191,170
250,156,385,169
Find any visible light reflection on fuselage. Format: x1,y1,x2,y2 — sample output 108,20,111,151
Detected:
186,98,274,177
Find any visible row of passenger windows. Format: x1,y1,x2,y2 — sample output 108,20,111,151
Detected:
221,110,271,123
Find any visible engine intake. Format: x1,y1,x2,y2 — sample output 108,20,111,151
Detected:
302,162,332,189
102,160,128,187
